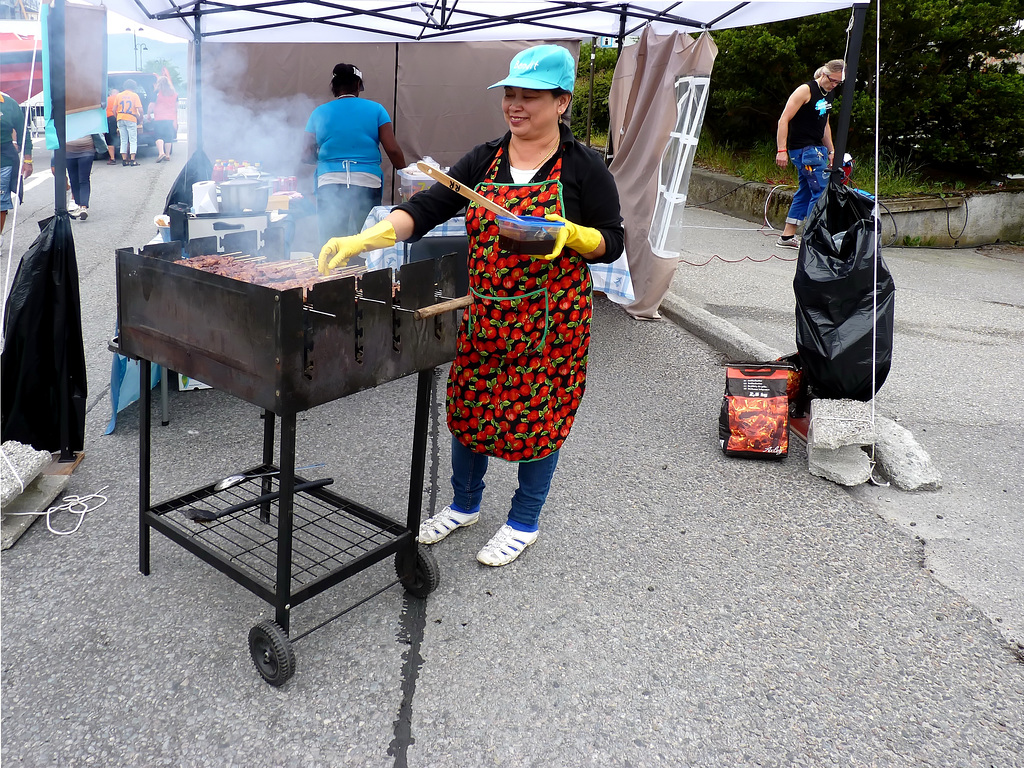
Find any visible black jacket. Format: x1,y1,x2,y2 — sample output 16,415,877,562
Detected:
395,123,624,265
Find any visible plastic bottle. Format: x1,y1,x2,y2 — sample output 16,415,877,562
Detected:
212,160,225,182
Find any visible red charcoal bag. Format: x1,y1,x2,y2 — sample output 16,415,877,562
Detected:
718,365,791,459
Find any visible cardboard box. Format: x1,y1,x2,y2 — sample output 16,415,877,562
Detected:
178,373,212,391
267,193,290,211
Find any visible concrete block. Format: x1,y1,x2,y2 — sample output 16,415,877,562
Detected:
808,399,875,451
1,441,53,507
808,442,872,486
1,474,70,550
874,417,943,491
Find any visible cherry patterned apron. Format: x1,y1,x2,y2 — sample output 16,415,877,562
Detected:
446,147,593,462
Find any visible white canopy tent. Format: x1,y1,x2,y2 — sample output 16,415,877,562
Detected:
89,1,858,44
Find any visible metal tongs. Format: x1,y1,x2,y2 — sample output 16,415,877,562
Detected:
186,477,335,523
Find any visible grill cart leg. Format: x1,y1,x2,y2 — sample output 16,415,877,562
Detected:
139,359,152,576
396,369,442,598
159,366,169,427
248,619,295,686
274,413,297,633
260,409,275,524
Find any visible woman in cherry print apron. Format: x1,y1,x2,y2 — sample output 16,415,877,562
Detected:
317,45,624,566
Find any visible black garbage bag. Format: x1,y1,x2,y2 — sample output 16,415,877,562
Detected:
163,149,213,215
793,179,895,401
1,213,87,453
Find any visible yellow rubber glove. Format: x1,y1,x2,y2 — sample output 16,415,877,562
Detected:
317,220,397,275
543,214,603,261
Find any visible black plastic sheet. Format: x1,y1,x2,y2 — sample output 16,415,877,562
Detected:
793,180,895,401
1,212,87,453
163,149,213,215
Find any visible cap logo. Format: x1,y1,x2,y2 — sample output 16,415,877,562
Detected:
512,60,540,71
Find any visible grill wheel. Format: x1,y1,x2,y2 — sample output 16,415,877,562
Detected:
395,545,441,599
248,619,296,686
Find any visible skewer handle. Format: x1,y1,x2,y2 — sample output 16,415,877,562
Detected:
413,294,473,320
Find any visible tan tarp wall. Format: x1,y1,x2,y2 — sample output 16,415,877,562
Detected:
190,40,579,204
64,4,106,114
608,29,717,319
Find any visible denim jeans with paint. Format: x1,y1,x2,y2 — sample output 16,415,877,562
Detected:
316,182,382,247
450,436,560,531
785,145,829,226
117,119,138,155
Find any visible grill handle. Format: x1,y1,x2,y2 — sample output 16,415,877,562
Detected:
412,295,472,320
213,222,245,231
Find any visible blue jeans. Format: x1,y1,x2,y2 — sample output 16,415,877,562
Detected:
450,436,560,531
316,182,382,247
786,146,829,226
66,155,94,208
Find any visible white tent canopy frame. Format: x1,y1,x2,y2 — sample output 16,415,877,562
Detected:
95,1,861,44
82,0,868,170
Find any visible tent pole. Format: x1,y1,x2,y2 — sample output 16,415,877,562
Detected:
830,2,868,181
586,37,595,147
51,0,75,462
194,11,203,153
50,0,66,215
392,42,399,203
606,6,628,162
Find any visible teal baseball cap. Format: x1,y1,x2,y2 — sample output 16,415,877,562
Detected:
488,45,576,91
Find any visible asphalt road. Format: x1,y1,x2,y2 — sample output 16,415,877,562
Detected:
663,206,1024,656
2,148,1022,767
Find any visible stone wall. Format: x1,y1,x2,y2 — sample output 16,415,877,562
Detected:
688,168,1023,247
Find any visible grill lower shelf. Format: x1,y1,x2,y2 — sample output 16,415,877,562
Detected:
149,472,407,596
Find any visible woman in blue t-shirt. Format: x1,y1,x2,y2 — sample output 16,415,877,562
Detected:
303,63,407,250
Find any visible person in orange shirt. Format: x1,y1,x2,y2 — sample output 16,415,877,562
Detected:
115,80,144,166
104,86,119,164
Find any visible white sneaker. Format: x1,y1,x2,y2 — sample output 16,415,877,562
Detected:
476,524,538,567
418,505,480,544
67,205,81,218
776,235,800,249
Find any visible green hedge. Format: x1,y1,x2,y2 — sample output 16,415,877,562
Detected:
703,0,1024,177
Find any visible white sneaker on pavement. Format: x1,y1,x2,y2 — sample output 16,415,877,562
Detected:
776,235,800,249
476,524,538,567
418,505,480,544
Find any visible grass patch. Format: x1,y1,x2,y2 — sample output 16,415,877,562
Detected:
694,136,1008,197
577,129,608,152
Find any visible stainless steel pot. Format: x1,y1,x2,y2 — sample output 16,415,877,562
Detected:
219,179,270,214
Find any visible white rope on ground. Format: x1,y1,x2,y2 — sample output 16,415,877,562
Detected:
4,485,109,536
678,252,797,267
674,184,802,265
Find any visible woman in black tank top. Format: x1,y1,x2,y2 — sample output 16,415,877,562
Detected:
773,59,844,248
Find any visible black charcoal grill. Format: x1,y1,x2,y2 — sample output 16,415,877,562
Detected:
115,241,467,685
